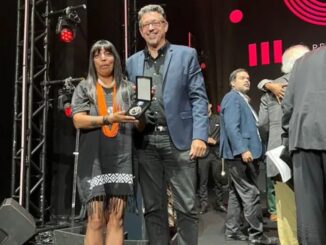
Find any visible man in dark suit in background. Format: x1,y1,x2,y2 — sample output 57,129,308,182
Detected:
220,68,278,244
282,46,326,245
198,103,228,214
126,4,208,245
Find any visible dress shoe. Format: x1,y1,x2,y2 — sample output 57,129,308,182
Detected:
249,234,279,244
225,232,248,241
214,202,227,213
199,203,208,214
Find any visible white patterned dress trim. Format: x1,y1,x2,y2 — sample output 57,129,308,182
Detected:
88,173,133,190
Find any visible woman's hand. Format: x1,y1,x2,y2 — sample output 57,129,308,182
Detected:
104,111,138,124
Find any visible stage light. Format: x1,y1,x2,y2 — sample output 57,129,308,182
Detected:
58,93,73,117
56,10,81,43
58,81,75,118
56,16,75,43
64,103,72,118
59,27,74,43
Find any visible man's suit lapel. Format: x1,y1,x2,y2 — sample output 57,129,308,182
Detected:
162,46,173,92
137,52,145,77
236,91,258,122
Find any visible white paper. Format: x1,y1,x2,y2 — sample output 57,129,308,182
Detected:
266,145,292,183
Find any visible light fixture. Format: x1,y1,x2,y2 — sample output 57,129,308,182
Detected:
58,79,76,118
56,10,81,43
58,92,73,117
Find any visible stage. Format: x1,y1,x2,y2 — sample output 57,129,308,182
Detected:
30,205,277,245
198,204,277,245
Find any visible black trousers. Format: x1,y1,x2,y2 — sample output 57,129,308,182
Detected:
225,159,263,239
292,150,326,245
137,132,198,245
197,151,228,205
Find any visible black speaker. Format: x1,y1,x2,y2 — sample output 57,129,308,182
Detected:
53,226,84,245
0,198,36,245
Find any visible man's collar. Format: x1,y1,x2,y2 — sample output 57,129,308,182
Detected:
144,41,170,59
233,89,250,102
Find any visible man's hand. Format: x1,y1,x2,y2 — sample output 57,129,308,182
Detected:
189,139,207,160
241,150,253,163
207,137,216,145
264,82,288,104
133,114,146,132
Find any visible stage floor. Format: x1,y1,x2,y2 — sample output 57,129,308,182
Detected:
31,206,277,245
198,204,278,245
31,188,278,245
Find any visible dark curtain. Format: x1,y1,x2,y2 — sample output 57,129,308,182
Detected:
193,0,326,110
0,0,16,202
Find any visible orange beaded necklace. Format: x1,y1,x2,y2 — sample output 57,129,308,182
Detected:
96,81,119,137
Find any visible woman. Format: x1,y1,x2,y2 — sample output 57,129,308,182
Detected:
71,40,137,245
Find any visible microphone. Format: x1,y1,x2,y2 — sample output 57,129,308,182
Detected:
221,158,226,176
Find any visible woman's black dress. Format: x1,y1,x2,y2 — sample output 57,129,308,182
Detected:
71,80,134,204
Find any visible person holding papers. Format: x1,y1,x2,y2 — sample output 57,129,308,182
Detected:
258,44,309,245
282,46,326,245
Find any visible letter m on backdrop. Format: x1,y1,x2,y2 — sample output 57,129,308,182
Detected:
248,40,283,67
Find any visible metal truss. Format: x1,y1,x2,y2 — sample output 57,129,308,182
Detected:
123,0,138,60
11,0,50,226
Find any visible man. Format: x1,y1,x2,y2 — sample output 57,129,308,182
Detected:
198,103,227,214
220,68,278,244
282,46,326,245
126,4,208,245
258,44,309,245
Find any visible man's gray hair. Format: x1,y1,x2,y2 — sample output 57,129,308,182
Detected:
229,68,248,84
138,4,166,23
281,44,310,74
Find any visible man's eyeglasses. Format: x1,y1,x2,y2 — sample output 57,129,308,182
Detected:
140,20,165,30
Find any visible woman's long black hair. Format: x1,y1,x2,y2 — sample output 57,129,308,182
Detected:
86,40,132,109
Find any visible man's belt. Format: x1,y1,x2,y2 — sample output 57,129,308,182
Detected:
154,125,168,132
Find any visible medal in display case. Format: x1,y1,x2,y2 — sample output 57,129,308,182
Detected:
126,76,152,118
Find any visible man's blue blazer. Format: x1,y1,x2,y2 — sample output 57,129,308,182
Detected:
126,44,208,150
220,90,262,159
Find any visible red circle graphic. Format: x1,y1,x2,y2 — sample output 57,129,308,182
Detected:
284,0,326,26
229,9,243,23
